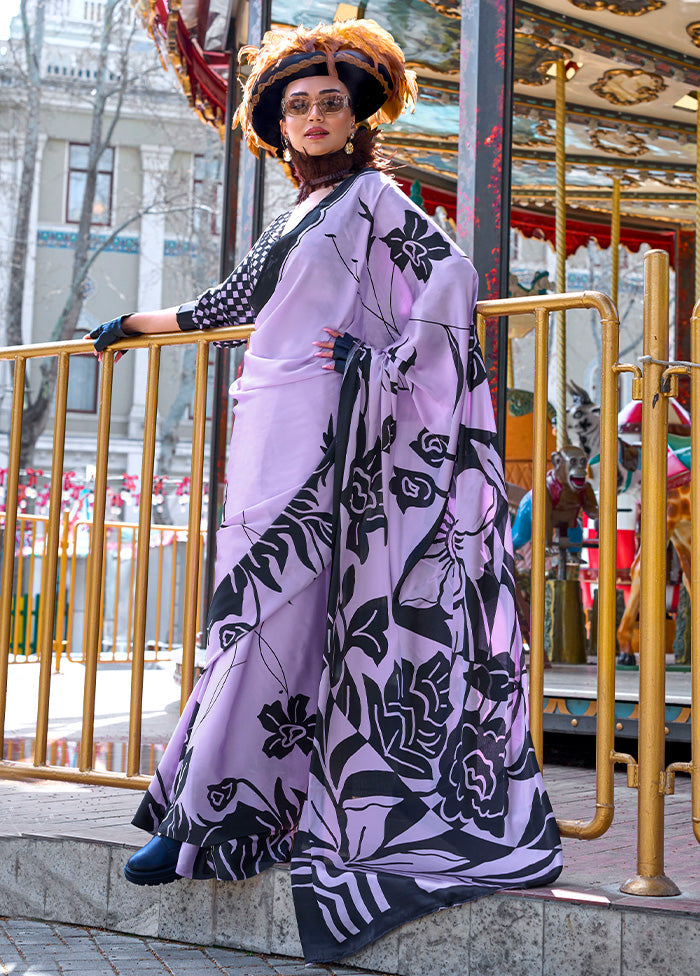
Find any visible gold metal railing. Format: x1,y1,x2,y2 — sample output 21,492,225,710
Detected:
619,251,680,895
477,289,620,844
477,252,698,897
0,272,697,890
0,512,205,666
632,255,700,866
610,251,698,894
0,326,252,789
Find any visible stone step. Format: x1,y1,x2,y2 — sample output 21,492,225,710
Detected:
2,831,700,976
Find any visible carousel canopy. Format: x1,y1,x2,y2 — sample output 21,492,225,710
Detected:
137,1,700,231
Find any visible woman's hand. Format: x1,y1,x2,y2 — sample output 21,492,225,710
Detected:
313,327,342,371
313,328,355,373
90,316,130,363
88,308,179,363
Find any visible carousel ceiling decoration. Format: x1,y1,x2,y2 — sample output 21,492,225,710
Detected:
513,32,573,85
589,68,666,105
568,0,665,15
136,0,700,225
414,0,460,17
588,126,648,156
512,116,556,149
687,23,700,50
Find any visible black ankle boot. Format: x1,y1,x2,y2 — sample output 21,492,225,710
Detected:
124,833,181,886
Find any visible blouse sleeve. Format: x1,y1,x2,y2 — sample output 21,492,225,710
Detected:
176,211,290,332
176,251,257,332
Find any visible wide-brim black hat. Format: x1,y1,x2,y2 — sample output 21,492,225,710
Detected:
233,21,417,157
249,49,393,156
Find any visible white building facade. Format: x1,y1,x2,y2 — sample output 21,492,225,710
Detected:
0,0,224,517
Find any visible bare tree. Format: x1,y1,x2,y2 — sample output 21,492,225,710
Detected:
6,0,46,350
3,0,193,468
15,0,135,467
3,0,225,492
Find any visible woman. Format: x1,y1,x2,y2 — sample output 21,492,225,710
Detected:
91,20,562,964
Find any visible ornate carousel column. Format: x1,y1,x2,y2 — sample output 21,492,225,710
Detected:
457,0,515,456
554,58,567,449
233,0,270,260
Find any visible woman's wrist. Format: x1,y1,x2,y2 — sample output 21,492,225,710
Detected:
120,314,137,334
121,308,180,335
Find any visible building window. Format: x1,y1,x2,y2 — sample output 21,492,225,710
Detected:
66,143,114,225
66,338,98,413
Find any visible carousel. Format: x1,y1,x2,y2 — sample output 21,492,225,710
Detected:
134,0,700,741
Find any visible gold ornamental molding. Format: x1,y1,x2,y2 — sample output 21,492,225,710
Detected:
589,126,648,156
514,32,573,87
687,22,700,50
513,119,556,149
568,0,665,15
413,0,460,19
590,68,666,106
512,186,693,202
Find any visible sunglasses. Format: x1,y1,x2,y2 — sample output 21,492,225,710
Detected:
281,93,352,117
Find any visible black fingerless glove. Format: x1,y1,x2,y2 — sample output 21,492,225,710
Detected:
331,332,356,374
90,315,136,352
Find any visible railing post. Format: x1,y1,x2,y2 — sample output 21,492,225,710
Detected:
127,344,161,778
529,307,549,768
621,249,680,896
80,349,114,772
35,352,70,765
0,358,27,757
54,509,71,671
180,339,209,709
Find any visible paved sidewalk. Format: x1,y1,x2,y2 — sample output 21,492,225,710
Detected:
0,918,380,976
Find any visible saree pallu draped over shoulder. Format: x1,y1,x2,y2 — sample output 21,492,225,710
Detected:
133,170,562,963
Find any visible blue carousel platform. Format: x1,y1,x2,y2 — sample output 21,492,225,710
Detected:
543,662,692,741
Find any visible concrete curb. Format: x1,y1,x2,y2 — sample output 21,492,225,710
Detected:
2,834,700,976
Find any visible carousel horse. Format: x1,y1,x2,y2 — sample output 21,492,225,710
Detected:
511,445,597,667
616,485,691,664
566,380,642,498
566,381,692,664
511,444,598,551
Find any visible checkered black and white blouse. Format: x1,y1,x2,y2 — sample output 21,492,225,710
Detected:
176,211,290,331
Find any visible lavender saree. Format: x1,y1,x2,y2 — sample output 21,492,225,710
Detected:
133,169,562,962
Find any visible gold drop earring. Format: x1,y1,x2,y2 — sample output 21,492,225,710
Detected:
282,136,292,162
344,129,356,155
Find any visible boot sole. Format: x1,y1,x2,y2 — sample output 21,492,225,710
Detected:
123,866,180,886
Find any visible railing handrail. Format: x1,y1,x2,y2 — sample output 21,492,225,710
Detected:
0,325,254,360
1,290,696,892
476,288,618,320
477,289,620,845
0,513,204,533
